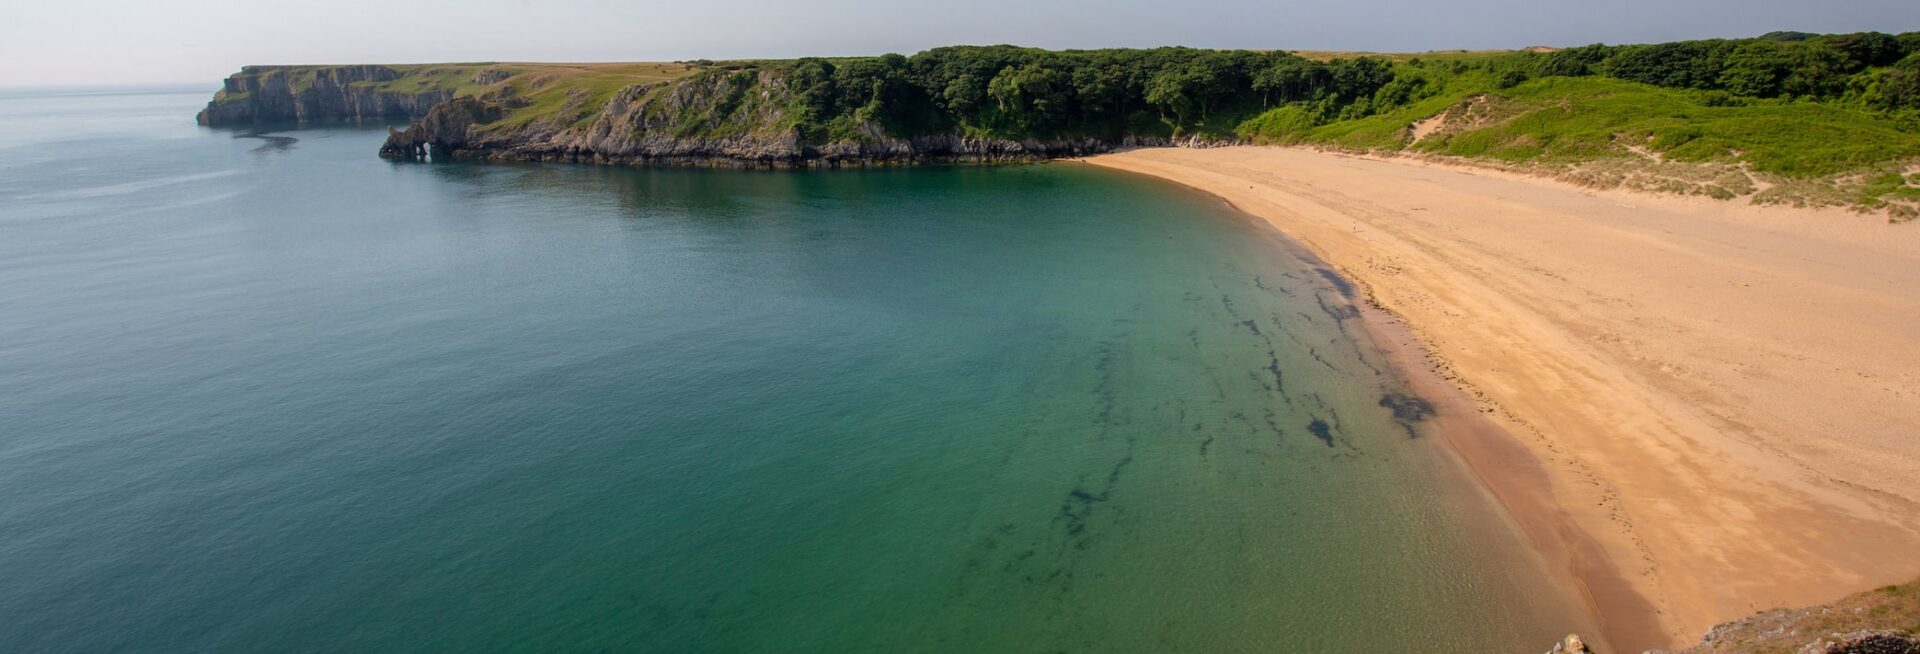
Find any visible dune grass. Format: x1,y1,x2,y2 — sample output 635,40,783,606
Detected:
1245,75,1920,178
1423,77,1920,177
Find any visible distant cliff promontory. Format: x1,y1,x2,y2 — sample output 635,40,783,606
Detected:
196,65,456,126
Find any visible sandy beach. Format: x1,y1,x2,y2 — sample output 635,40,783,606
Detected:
1085,146,1920,652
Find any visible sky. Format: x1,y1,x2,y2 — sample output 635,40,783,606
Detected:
3,0,1918,87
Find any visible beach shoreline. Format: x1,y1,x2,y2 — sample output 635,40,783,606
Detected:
1350,288,1665,652
1081,146,1920,652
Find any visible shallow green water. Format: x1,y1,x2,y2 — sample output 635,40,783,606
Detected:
0,89,1589,652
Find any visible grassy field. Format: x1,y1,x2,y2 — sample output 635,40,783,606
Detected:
353,63,694,129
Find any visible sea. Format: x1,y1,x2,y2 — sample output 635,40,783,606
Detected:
0,86,1591,652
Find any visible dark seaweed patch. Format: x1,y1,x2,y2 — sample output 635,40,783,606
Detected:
1263,352,1286,395
1090,342,1119,426
1315,294,1360,322
1304,346,1338,372
1379,393,1435,422
1379,393,1437,438
1056,453,1132,538
1262,408,1287,440
1307,418,1334,447
1315,267,1355,298
238,132,298,153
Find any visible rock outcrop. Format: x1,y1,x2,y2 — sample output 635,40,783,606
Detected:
197,65,452,126
1547,633,1597,654
1610,579,1920,654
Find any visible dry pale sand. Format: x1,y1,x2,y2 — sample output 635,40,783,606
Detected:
1083,146,1920,652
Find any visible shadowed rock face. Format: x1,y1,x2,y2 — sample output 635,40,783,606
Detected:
197,66,451,126
377,97,500,159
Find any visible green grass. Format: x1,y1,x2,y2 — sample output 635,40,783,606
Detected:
1305,71,1508,149
1241,75,1920,179
353,65,495,96
479,63,692,130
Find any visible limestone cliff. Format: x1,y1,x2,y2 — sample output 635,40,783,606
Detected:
197,65,454,126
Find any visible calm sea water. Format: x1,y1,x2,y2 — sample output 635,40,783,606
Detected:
0,88,1591,652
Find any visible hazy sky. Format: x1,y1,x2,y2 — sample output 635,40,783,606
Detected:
3,0,1917,87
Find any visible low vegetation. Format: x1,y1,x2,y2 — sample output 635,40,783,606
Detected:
1676,579,1920,654
1231,33,1920,217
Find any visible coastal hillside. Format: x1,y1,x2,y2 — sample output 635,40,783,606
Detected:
201,33,1920,212
1663,579,1919,654
195,62,692,125
1547,580,1920,654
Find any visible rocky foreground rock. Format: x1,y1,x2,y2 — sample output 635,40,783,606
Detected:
1553,580,1920,654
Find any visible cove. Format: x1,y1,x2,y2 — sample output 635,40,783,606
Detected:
0,88,1592,652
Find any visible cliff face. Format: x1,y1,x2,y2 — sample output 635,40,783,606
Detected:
197,65,453,126
377,68,1223,167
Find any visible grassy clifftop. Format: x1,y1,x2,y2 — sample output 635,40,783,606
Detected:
200,62,693,126
1674,579,1919,653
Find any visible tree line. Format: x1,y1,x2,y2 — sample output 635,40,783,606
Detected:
721,32,1920,141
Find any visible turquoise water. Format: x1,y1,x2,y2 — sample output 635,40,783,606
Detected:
0,88,1590,652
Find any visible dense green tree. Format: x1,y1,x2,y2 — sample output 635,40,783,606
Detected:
745,32,1920,145
1536,45,1611,77
786,58,837,122
1719,41,1797,96
987,62,1072,133
1253,57,1330,105
1325,58,1395,101
1875,54,1920,110
1818,32,1906,69
1494,69,1530,89
1601,40,1736,89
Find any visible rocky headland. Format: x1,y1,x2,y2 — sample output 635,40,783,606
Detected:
200,57,1240,167
196,65,454,126
372,70,1217,167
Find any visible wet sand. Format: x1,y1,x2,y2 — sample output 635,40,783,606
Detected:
1083,146,1920,652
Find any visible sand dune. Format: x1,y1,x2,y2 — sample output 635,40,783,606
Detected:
1084,146,1920,652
